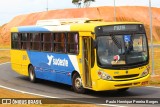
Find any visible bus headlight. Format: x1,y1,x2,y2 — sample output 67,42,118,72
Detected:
141,69,149,77
97,70,112,80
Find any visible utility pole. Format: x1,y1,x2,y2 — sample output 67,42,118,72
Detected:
114,0,116,22
46,0,48,11
149,0,154,75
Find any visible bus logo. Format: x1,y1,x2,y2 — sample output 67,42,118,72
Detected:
47,54,68,67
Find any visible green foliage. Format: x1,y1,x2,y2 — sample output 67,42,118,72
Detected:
72,0,95,8
72,0,79,3
84,0,95,3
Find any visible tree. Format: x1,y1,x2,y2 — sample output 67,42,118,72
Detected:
72,0,95,8
84,0,95,7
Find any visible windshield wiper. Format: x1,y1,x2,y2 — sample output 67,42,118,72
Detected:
110,35,122,49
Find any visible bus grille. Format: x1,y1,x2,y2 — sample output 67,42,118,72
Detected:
114,74,139,79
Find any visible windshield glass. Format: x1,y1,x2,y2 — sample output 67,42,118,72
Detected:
97,34,148,66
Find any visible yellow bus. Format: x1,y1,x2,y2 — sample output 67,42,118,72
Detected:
11,18,150,93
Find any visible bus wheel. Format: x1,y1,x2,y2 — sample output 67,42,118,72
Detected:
28,65,36,83
72,73,85,94
117,88,129,92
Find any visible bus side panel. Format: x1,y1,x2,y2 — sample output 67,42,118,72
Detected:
21,50,31,76
11,50,22,75
27,51,78,85
11,50,31,76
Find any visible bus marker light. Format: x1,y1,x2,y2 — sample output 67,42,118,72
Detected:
67,72,71,76
141,81,148,85
98,71,102,76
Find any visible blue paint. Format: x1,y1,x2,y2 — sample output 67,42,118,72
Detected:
18,26,49,32
27,51,75,85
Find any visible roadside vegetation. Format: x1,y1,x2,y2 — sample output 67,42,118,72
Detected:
149,47,160,86
0,50,10,63
0,45,10,48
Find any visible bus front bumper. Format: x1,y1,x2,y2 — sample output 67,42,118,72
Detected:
92,74,150,91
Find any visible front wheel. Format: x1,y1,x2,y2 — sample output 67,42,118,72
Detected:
72,73,85,94
28,65,36,83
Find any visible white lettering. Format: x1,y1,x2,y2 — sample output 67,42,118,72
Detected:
47,54,53,66
114,25,126,31
47,54,68,67
28,100,42,104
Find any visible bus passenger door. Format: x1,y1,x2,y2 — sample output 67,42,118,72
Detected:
82,37,92,88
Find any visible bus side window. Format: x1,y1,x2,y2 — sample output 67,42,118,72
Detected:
32,33,40,51
60,33,65,53
53,33,65,53
27,33,31,50
42,33,52,52
18,33,21,49
53,33,59,52
11,33,19,49
21,33,28,50
67,33,79,54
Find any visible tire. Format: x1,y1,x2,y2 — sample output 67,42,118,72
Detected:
28,65,36,83
72,73,85,94
117,88,129,92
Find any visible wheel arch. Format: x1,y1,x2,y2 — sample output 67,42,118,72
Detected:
71,70,80,79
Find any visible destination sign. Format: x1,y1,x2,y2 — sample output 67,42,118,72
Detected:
102,24,141,32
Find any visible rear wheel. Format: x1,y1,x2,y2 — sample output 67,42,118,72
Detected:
72,73,85,94
28,65,36,82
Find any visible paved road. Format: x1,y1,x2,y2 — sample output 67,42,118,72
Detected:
0,63,160,106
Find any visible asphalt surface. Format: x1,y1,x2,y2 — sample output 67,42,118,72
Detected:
0,63,160,107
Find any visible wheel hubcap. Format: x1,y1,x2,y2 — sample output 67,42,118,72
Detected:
75,78,82,89
29,68,34,80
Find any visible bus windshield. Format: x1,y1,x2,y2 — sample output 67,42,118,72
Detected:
97,34,148,67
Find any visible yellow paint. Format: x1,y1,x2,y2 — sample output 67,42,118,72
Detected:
11,27,18,32
10,50,30,76
70,22,143,32
91,64,150,91
94,74,150,91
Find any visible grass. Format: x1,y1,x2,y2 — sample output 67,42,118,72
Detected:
149,47,160,75
0,50,10,63
149,77,160,86
0,44,10,49
148,47,160,86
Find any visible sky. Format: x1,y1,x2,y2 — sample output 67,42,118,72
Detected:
0,0,160,25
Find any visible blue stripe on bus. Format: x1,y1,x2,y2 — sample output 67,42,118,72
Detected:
18,26,49,32
27,51,75,85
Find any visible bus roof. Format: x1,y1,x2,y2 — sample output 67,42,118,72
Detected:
11,21,143,33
